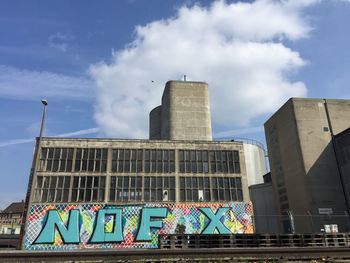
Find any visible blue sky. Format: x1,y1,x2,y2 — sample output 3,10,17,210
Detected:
0,0,350,208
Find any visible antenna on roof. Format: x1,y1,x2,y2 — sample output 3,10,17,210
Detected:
184,75,187,81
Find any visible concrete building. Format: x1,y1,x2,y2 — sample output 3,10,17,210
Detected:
265,98,350,233
334,127,350,211
22,80,267,250
249,173,279,234
150,81,212,141
0,202,24,235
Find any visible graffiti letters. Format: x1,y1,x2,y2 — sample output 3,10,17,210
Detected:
25,203,253,250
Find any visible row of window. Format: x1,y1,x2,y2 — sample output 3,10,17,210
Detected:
33,175,243,203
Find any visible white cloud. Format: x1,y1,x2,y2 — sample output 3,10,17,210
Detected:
48,32,73,52
0,127,99,148
0,65,94,101
90,0,316,138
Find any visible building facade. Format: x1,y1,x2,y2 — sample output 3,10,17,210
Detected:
22,80,266,250
265,98,350,233
0,202,24,235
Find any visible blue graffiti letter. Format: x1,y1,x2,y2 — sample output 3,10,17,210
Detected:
90,208,124,243
199,207,231,234
135,207,167,241
34,209,79,244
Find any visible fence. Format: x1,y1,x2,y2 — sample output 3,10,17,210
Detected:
159,233,350,249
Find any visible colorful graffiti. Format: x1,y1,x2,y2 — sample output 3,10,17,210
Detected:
24,202,253,250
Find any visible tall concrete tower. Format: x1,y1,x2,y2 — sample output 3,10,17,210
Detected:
150,81,212,141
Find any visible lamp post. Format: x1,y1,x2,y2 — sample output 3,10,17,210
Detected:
39,99,48,139
19,99,48,249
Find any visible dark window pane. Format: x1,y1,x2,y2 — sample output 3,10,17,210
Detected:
50,177,57,188
48,148,54,158
180,177,185,188
145,161,150,173
180,190,185,201
144,177,150,188
169,189,175,201
170,177,175,188
137,161,142,172
86,176,93,188
237,189,243,201
218,178,224,188
186,177,192,188
85,189,92,202
102,149,108,159
75,160,81,172
179,150,184,161
204,177,210,188
93,176,99,187
192,177,197,188
211,177,217,188
198,177,203,188
92,190,98,201
230,178,236,188
151,177,156,188
53,160,59,172
54,149,61,159
110,189,116,201
36,176,43,188
164,177,169,188
180,162,185,173
57,177,64,188
123,176,129,188
98,189,105,201
71,189,77,202
236,178,242,188
224,178,229,188
156,189,162,201
169,150,175,161
170,161,175,172
186,190,192,201
204,190,211,201
157,177,162,188
137,176,142,188
193,190,198,201
64,177,70,188
88,160,94,171
130,176,136,187
111,177,116,188
137,149,143,160
212,190,218,201
225,190,230,201
95,160,101,172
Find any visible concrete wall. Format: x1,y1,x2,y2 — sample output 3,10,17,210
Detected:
157,81,212,141
243,143,266,187
249,182,279,233
335,128,350,214
265,98,350,233
149,106,162,140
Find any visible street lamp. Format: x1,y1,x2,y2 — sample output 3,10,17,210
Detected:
19,99,48,248
39,99,48,139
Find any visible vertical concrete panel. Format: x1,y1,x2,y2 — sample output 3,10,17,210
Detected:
160,81,212,141
149,106,162,140
243,143,266,187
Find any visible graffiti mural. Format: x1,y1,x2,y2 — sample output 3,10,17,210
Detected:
24,202,253,250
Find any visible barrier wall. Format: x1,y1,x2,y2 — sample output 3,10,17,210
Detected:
23,202,253,250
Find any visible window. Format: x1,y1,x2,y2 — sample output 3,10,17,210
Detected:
144,176,175,201
39,148,74,172
71,176,106,202
75,148,107,173
109,176,142,202
112,149,143,173
179,176,211,202
33,176,70,203
144,149,175,173
211,177,243,201
179,150,209,173
209,150,240,174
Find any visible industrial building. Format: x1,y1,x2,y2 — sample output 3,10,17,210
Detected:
264,98,350,233
22,80,267,250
